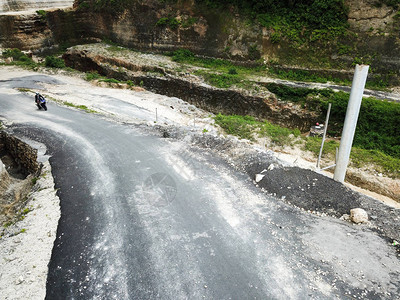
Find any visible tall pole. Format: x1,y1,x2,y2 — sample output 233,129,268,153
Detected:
316,103,332,169
334,64,369,183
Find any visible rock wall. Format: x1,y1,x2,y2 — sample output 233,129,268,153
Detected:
0,131,40,175
0,13,52,49
1,0,400,75
0,0,73,13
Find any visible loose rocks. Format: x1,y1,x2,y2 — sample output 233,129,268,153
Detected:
350,208,369,224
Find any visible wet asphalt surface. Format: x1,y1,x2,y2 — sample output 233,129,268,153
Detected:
0,74,399,299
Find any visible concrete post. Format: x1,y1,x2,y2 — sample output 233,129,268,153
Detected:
334,64,369,183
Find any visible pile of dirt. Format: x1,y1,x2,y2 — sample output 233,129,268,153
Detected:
161,127,400,245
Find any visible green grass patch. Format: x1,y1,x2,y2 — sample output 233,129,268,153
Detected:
85,72,134,86
259,122,301,145
17,88,33,93
267,67,351,85
350,148,400,177
214,114,257,140
100,78,121,84
170,49,266,74
304,136,400,178
63,101,97,113
304,136,339,156
196,71,243,88
214,113,300,146
85,71,102,81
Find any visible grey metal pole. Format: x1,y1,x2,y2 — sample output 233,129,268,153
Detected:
334,64,369,182
316,103,332,169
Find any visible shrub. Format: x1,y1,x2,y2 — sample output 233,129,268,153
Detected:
45,56,66,68
2,48,36,68
2,48,26,60
156,17,181,30
85,71,101,81
228,68,238,75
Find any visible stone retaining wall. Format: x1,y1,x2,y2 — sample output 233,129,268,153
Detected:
0,131,40,176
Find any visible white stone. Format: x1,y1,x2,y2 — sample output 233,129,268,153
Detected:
350,208,369,224
255,174,265,183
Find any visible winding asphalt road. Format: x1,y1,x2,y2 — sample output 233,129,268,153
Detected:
1,74,399,299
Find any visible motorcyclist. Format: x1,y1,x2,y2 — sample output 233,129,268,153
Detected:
35,92,47,111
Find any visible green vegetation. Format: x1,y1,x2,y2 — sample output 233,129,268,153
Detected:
215,113,400,178
156,17,181,30
63,101,97,113
36,9,47,20
45,56,66,68
169,49,390,90
214,114,258,140
305,136,400,177
374,0,400,9
214,113,300,145
3,206,33,228
90,0,135,13
195,71,243,88
1,49,37,68
31,177,38,185
154,14,198,29
85,71,136,87
17,88,33,93
265,83,400,159
1,49,72,72
171,49,265,74
100,78,121,84
196,0,349,45
268,67,390,90
268,67,348,85
170,49,266,88
85,71,102,81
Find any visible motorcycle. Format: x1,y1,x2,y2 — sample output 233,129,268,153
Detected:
35,93,47,111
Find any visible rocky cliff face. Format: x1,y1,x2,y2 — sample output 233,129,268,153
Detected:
1,0,400,75
0,0,73,13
